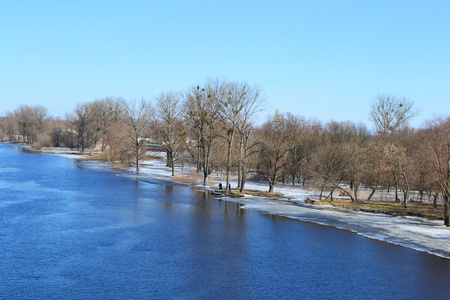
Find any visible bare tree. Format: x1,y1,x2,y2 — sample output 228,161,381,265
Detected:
284,115,327,189
184,80,223,185
344,122,370,201
66,102,96,152
311,142,352,201
217,81,264,191
285,114,306,185
370,94,417,137
14,104,48,144
217,82,240,190
89,98,126,152
153,92,186,176
0,116,5,140
370,94,417,204
361,139,389,201
418,117,450,226
383,143,413,206
257,112,294,192
49,117,69,147
104,120,129,163
33,105,48,140
122,99,153,173
1,112,17,141
409,127,440,204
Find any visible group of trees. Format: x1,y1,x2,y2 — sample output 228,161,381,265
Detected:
1,84,449,226
183,80,263,190
1,104,50,146
251,94,449,226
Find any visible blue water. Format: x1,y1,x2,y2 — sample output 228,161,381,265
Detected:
0,144,449,299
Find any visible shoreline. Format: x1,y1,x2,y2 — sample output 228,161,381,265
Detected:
23,145,450,259
27,145,447,217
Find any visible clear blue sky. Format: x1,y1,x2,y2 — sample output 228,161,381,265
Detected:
1,0,449,128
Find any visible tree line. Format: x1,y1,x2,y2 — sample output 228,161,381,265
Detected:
1,80,449,226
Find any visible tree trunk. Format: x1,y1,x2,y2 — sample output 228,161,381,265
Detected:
367,188,376,201
403,191,408,208
239,134,248,193
444,194,449,227
225,131,234,191
353,182,360,202
268,173,276,193
394,174,400,203
326,189,335,201
203,165,208,186
166,151,171,167
319,181,325,200
80,135,85,153
202,138,209,185
135,152,140,173
240,176,246,193
239,140,247,193
237,167,241,189
237,136,244,189
402,173,410,208
196,136,200,173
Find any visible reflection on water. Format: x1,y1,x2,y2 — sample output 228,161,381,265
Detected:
1,144,449,299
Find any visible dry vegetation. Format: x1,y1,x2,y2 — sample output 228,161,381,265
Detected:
318,199,444,220
210,186,287,199
172,174,202,184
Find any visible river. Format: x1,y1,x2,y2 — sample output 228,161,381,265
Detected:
0,143,449,299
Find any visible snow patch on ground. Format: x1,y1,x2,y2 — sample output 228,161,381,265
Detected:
40,147,89,159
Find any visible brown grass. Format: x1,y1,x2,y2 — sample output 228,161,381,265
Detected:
236,189,287,199
77,153,104,161
146,154,165,160
171,174,202,184
209,187,288,199
318,199,444,220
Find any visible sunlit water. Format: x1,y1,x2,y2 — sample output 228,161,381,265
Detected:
1,144,449,299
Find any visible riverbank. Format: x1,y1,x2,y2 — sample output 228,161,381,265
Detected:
39,146,446,221
37,147,444,220
29,145,450,259
133,155,446,222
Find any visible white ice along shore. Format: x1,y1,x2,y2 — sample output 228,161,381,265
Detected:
70,152,450,260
